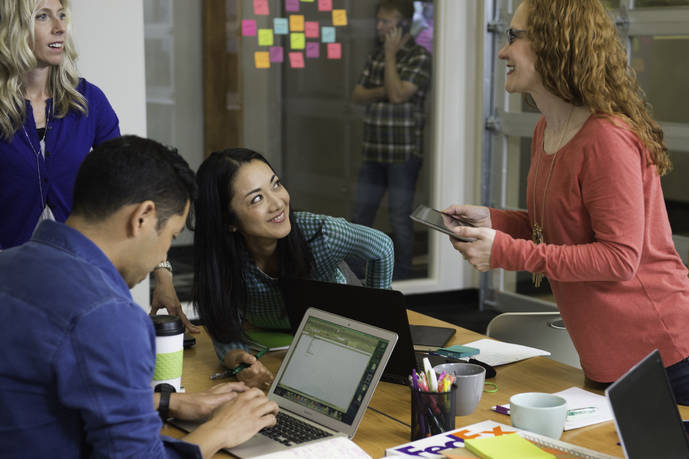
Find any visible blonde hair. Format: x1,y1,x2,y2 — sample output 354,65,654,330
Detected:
0,0,86,141
525,0,671,175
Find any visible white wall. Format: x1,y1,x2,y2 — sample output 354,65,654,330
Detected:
70,0,150,308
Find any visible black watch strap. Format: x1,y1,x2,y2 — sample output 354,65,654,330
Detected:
154,383,176,422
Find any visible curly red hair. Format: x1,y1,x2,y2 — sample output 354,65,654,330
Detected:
525,0,670,175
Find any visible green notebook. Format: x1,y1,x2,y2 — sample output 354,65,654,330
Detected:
245,329,293,351
465,434,555,459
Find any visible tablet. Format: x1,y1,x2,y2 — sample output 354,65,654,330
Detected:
409,204,475,242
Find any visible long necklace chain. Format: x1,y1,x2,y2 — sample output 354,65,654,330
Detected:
21,103,51,211
531,106,574,287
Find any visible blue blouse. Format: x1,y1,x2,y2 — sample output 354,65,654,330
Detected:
0,78,120,249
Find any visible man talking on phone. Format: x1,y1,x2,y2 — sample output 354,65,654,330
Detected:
351,0,432,280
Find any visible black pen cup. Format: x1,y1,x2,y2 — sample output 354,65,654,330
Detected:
410,384,457,440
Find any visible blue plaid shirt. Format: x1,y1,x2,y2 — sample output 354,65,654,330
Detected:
212,211,394,360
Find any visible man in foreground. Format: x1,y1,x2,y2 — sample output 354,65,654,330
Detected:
0,136,278,458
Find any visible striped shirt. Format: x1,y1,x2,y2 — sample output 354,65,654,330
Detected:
212,211,394,360
358,39,431,163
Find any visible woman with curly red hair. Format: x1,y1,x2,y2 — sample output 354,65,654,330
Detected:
445,0,689,403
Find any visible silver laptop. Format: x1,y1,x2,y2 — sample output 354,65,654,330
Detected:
227,307,398,457
606,349,689,459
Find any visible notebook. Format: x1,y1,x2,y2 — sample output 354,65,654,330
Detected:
465,433,555,459
282,279,455,385
227,307,398,457
605,349,689,459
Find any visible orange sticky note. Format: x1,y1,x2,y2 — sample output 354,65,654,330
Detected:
289,14,305,32
305,21,319,39
332,9,347,26
327,42,341,59
255,51,270,69
290,32,305,50
289,52,305,68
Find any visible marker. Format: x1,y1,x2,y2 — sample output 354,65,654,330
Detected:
567,406,598,416
210,347,268,380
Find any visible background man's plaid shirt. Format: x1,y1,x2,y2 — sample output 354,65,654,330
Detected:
358,39,432,163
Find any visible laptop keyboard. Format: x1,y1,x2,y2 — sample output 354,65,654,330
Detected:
260,412,333,446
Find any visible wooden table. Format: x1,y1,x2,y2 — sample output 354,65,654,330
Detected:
163,310,689,458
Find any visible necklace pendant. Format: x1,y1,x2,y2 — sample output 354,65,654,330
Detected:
532,223,545,287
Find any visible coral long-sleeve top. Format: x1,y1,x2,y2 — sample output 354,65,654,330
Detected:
490,115,689,382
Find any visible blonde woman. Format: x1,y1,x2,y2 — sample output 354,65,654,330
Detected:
0,0,119,249
445,0,689,403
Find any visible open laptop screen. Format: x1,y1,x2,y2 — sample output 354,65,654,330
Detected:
606,350,689,458
273,315,391,426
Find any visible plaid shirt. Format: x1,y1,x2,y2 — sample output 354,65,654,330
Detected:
212,211,394,359
358,39,431,163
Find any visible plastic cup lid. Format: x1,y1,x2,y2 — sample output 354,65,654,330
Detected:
151,314,184,336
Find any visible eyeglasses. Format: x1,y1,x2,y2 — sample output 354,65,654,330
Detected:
506,28,527,45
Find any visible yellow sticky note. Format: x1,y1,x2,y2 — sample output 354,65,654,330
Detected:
290,33,305,50
289,14,305,32
258,29,274,46
255,51,270,69
332,9,347,26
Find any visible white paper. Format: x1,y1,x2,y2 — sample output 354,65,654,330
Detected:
463,338,550,366
254,436,371,458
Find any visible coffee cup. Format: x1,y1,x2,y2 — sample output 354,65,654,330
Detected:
151,315,185,391
433,362,486,416
510,392,568,439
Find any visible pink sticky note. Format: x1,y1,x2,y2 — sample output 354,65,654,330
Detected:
241,19,257,36
327,42,341,59
254,0,269,15
270,46,284,63
285,0,299,12
305,21,319,39
306,42,320,58
318,0,332,11
289,52,305,68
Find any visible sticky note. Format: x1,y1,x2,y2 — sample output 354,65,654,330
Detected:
269,46,284,63
258,29,274,46
332,9,347,26
290,32,305,50
305,21,319,38
242,19,257,36
285,0,299,12
289,52,305,68
318,0,332,11
254,0,269,15
306,42,319,58
301,0,314,2
255,51,270,69
274,18,288,35
321,26,335,43
327,42,341,59
289,15,304,31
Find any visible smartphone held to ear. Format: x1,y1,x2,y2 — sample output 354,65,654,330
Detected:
409,204,476,242
397,19,411,35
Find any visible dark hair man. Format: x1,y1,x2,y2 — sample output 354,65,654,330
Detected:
0,136,277,458
351,0,432,280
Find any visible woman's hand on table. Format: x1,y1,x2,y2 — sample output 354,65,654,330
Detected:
225,349,274,391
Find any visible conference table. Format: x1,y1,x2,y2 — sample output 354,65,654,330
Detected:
162,310,689,458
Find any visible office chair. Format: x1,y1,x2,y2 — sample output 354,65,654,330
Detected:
486,312,581,369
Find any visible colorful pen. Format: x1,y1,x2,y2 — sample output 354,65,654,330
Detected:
567,406,598,416
210,347,268,380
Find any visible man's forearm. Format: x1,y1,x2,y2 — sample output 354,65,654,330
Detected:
352,85,386,104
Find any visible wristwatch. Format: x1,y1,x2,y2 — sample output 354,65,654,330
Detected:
155,260,173,275
154,383,176,421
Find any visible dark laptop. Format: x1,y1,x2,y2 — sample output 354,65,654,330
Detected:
282,279,457,385
606,349,689,459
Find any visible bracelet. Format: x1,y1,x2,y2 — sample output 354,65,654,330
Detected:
154,383,176,421
155,260,173,275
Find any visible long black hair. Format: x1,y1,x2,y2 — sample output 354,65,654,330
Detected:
192,148,315,344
